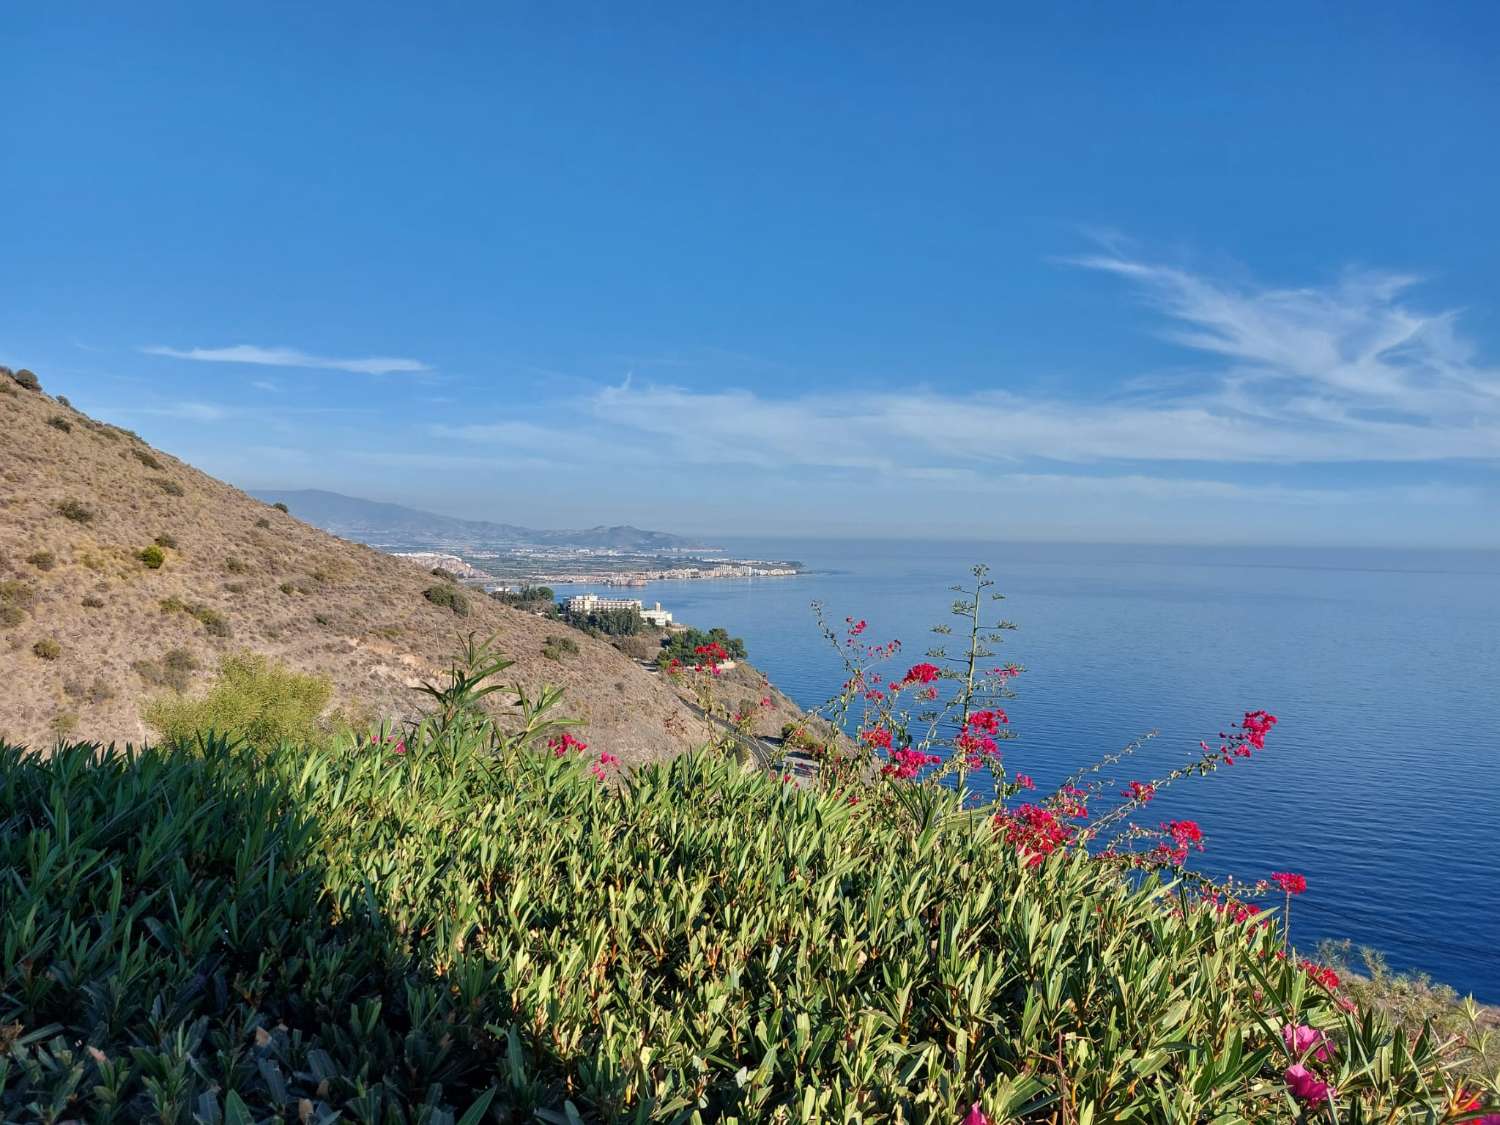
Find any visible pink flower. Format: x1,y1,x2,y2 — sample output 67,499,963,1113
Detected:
1282,1024,1333,1063
1283,1063,1333,1103
963,1103,993,1125
1015,773,1035,790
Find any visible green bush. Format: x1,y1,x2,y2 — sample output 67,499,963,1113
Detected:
137,544,166,569
541,633,580,661
130,446,163,470
55,498,94,523
26,550,56,571
12,367,40,391
0,737,1474,1122
81,594,105,609
255,516,272,528
272,501,289,513
154,532,178,549
31,638,60,660
423,583,469,616
224,555,248,573
46,414,72,433
142,652,331,748
154,477,185,497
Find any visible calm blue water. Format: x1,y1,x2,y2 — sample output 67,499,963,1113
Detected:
555,540,1500,1001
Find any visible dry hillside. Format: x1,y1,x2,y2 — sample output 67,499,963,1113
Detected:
0,369,706,761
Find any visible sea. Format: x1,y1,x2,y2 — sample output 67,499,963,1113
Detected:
551,539,1500,1002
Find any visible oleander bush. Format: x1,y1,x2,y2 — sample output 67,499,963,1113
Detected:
1,588,1494,1123
1,731,1486,1122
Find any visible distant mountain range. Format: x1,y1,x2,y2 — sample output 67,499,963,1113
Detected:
250,489,713,551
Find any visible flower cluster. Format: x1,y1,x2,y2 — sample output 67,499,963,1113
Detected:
881,746,943,780
955,709,1007,768
547,731,588,757
372,733,407,755
1202,709,1279,765
993,802,1077,866
1282,1023,1336,1104
1270,871,1308,895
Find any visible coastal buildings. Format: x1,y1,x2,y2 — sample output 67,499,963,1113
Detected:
565,593,674,627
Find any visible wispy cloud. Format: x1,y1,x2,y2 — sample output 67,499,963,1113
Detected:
142,343,431,375
581,255,1500,468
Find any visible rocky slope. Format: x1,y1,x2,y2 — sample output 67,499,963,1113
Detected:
0,368,705,761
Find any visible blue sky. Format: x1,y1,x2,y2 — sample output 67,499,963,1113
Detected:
5,2,1499,544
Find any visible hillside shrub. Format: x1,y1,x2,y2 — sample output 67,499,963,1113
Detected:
541,633,580,661
46,414,71,433
55,498,94,523
55,395,70,408
154,532,178,549
129,447,163,470
272,501,289,513
224,554,248,573
137,544,166,569
423,583,469,616
0,581,35,628
133,647,199,691
81,594,105,609
31,638,60,660
12,367,40,391
255,516,271,528
154,477,185,497
25,550,55,571
430,566,458,582
160,596,232,638
142,652,331,748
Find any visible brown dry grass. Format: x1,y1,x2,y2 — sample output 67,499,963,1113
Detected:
0,382,706,764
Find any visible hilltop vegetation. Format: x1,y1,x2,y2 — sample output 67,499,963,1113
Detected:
0,366,705,761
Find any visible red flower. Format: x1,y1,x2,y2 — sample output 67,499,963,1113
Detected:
1122,780,1155,803
900,662,940,685
860,726,893,751
1270,871,1307,895
880,746,942,780
547,731,588,757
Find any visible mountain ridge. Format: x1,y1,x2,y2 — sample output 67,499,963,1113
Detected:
249,488,714,551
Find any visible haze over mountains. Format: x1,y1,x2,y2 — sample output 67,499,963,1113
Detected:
249,489,712,551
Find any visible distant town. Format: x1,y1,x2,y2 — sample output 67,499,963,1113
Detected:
392,546,804,586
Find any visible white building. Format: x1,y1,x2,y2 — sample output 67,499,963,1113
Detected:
564,593,673,627
565,593,641,614
639,601,673,627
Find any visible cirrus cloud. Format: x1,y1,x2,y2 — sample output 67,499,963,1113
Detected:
142,343,431,375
